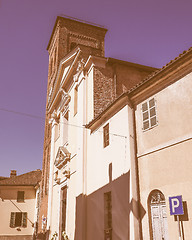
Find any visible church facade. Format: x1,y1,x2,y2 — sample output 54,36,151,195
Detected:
37,16,192,240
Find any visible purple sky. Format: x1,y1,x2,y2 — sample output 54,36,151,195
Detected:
0,0,192,177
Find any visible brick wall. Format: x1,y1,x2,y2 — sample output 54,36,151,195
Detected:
93,66,115,117
93,60,156,117
115,63,155,96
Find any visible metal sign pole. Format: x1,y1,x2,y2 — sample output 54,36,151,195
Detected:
177,215,181,240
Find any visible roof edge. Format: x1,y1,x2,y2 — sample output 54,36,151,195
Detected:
47,16,108,51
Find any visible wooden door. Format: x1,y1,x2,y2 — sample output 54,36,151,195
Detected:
60,187,67,239
149,190,169,240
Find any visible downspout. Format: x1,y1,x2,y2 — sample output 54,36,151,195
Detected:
130,102,143,240
82,72,88,240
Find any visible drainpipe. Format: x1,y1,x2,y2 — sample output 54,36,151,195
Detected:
130,103,143,240
82,73,88,240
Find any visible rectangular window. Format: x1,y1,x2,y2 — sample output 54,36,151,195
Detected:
74,85,78,116
10,212,27,228
63,111,69,145
17,191,24,202
142,98,157,131
60,187,67,235
104,191,112,240
54,123,60,141
103,123,109,148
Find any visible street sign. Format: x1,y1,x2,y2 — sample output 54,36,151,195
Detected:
169,195,184,216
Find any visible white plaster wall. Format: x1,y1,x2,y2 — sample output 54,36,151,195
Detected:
49,70,87,239
87,106,130,195
136,72,192,156
86,105,136,240
135,73,192,240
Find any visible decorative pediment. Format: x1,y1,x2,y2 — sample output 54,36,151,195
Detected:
47,48,81,112
54,146,71,169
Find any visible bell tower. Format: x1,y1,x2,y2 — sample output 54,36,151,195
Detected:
47,16,107,89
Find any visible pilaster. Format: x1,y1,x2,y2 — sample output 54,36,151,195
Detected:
47,111,59,232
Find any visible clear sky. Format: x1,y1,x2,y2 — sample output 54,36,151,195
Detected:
0,0,192,177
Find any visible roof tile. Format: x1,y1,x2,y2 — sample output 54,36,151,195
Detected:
0,170,41,186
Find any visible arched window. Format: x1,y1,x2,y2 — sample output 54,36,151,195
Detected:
148,190,169,240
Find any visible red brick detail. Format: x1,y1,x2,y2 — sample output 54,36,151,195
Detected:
37,194,48,234
93,66,115,117
115,64,154,96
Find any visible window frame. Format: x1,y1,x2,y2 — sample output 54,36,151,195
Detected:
74,85,78,116
10,212,27,228
103,123,109,148
141,97,158,131
54,122,60,142
17,191,25,202
104,191,112,240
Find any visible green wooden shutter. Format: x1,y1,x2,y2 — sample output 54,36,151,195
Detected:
22,212,27,228
10,212,16,228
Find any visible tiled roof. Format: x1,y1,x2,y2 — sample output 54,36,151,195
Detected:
0,170,41,186
0,177,8,181
128,46,192,93
86,45,192,129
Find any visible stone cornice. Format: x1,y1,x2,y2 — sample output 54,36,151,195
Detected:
47,16,107,51
69,32,97,43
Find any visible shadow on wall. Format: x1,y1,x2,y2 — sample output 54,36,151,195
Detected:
74,170,146,240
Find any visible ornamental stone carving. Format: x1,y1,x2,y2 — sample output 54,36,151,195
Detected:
54,146,71,169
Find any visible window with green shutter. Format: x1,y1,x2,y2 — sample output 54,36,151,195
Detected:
15,212,22,227
10,212,16,228
17,191,25,202
22,212,27,228
10,212,27,228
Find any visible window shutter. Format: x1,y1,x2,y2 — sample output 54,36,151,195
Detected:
10,212,16,228
17,191,25,202
22,212,27,228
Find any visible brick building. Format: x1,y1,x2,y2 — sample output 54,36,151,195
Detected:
38,16,192,240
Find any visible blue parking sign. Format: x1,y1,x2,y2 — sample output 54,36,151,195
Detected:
169,195,184,215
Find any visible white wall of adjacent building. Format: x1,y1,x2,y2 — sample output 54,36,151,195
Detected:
135,73,192,240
